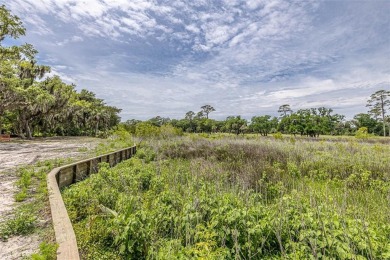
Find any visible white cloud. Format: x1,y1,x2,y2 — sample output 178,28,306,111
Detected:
56,35,83,46
3,0,389,120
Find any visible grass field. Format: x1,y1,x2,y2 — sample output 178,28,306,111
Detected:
62,134,390,259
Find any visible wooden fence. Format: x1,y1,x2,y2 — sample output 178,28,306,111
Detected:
47,146,136,260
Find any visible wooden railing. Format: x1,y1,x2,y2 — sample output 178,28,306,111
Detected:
47,146,136,260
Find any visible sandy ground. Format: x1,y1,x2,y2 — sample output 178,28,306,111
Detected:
0,137,101,259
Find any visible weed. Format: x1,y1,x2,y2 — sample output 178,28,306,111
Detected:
0,210,36,240
14,188,28,202
30,242,59,260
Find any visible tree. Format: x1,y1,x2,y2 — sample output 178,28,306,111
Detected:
0,5,25,42
194,111,204,120
0,5,26,134
148,116,170,127
122,119,141,134
251,115,277,136
0,6,121,138
353,113,378,135
385,115,390,137
200,105,215,119
278,107,340,137
366,90,390,137
224,116,247,135
15,45,51,139
185,111,195,121
278,104,292,117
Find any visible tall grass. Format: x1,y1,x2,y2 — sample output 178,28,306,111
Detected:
63,136,390,259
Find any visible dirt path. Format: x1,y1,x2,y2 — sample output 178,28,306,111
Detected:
0,137,101,259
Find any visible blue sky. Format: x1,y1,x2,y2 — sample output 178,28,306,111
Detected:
3,0,390,120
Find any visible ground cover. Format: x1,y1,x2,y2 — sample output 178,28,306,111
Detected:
0,130,134,259
63,135,390,259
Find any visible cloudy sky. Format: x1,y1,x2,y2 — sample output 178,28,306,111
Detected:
3,0,390,120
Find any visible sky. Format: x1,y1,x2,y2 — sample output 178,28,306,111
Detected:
3,0,390,120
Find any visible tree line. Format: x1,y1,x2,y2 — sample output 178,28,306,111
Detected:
124,90,390,137
0,5,121,139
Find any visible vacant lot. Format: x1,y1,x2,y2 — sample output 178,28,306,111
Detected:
0,137,100,172
0,137,101,260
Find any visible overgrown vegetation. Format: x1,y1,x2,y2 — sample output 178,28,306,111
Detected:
63,135,390,259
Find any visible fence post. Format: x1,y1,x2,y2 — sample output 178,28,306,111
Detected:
72,165,77,184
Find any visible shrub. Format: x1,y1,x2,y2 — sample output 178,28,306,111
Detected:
160,124,183,139
273,132,283,140
135,122,160,138
355,127,371,139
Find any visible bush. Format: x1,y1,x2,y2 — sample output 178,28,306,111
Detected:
273,132,283,140
355,127,372,139
135,122,160,138
160,124,183,139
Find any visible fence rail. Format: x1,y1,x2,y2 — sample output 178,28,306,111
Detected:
47,145,136,260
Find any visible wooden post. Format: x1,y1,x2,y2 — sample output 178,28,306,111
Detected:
72,165,78,184
56,170,60,185
88,160,92,175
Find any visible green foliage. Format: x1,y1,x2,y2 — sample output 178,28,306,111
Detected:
14,188,27,202
224,116,247,135
0,209,36,240
135,147,156,163
160,124,183,139
134,122,183,141
273,132,283,139
0,4,25,42
0,6,120,138
30,242,59,260
15,167,32,196
366,90,390,137
251,115,278,136
93,129,134,155
355,127,371,139
63,137,390,259
135,122,161,138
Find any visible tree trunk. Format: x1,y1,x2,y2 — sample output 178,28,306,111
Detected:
95,120,99,136
26,120,33,139
18,122,26,139
381,96,386,137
